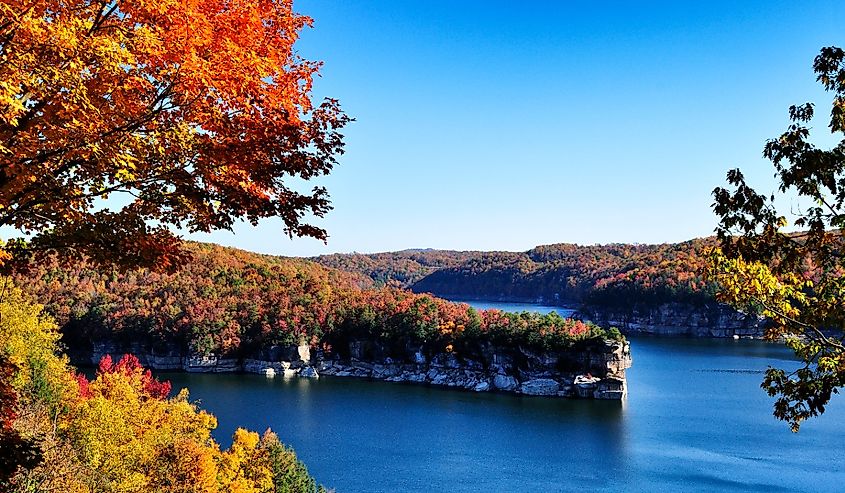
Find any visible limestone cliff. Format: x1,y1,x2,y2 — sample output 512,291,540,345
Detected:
318,338,631,400
580,302,766,338
75,337,632,400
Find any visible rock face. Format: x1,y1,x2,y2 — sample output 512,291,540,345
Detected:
520,379,560,396
81,342,319,378
493,374,518,391
77,338,633,400
317,338,632,400
581,302,766,338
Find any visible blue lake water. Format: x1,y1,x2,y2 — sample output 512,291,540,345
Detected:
162,302,845,492
452,299,576,317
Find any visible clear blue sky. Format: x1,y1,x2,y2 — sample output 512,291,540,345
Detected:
194,0,845,257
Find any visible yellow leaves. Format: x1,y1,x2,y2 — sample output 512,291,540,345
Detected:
71,370,223,492
0,284,68,392
707,248,809,337
219,428,274,493
114,154,138,183
0,247,11,269
1,276,318,491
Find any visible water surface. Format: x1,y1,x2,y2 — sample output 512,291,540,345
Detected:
454,298,576,317
163,303,845,492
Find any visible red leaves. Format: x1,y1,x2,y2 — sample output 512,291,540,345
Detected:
76,373,92,399
19,244,613,367
78,354,172,400
568,321,588,337
0,357,20,433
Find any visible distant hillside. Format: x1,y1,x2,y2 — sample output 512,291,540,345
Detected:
312,249,481,286
313,239,717,309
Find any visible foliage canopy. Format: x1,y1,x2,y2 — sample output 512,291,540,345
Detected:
711,46,845,431
0,285,325,491
0,0,349,271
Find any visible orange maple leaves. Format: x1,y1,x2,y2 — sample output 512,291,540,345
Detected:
0,0,349,271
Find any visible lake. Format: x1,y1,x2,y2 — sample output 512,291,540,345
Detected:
445,298,577,317
162,302,845,492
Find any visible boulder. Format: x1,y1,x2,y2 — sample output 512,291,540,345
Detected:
297,345,311,364
445,353,461,369
520,379,560,396
349,341,368,360
473,381,491,392
299,366,319,378
593,376,626,400
184,355,219,373
492,352,514,373
214,359,239,372
149,355,182,370
406,373,426,383
557,385,575,398
493,374,518,391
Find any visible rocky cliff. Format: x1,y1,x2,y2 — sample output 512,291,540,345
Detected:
319,338,631,400
76,338,632,400
580,302,766,338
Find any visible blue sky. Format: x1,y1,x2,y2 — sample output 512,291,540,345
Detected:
194,0,845,256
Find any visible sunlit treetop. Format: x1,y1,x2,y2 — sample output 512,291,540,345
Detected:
0,0,350,271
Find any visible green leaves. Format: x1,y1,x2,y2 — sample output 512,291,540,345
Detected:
712,45,845,431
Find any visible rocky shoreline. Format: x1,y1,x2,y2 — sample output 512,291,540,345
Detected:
78,338,632,400
316,354,628,399
580,302,766,338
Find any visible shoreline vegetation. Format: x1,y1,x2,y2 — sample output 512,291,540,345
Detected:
0,0,353,486
312,239,719,309
18,243,626,361
0,0,841,487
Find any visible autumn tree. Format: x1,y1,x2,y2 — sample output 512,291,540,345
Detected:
0,0,349,271
0,286,327,491
0,0,345,487
711,46,845,431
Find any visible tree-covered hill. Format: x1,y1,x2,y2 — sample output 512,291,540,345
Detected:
312,249,481,286
16,242,618,363
312,238,718,310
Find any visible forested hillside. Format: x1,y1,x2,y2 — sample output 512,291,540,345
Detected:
313,249,479,286
16,243,618,363
313,238,717,309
